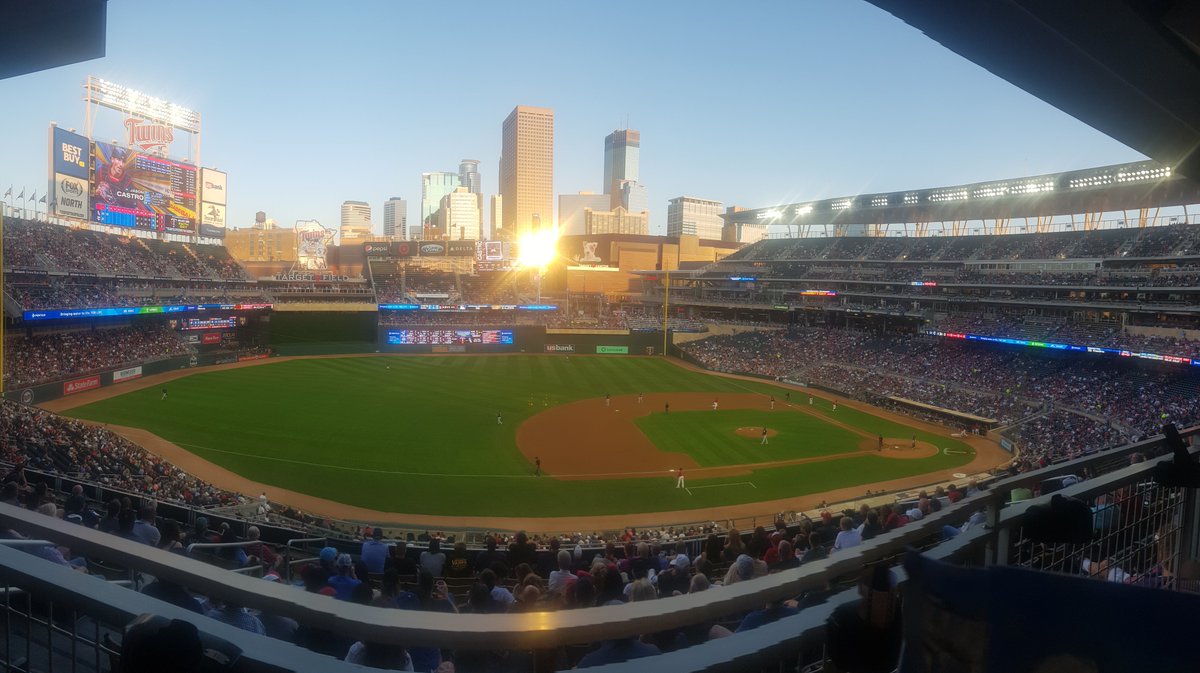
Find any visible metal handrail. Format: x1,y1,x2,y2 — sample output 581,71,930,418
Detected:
0,429,1189,652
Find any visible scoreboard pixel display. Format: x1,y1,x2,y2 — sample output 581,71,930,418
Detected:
386,329,514,345
90,141,197,233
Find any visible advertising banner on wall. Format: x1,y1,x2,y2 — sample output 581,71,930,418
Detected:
199,202,226,238
446,240,476,257
50,126,91,219
363,242,391,257
112,366,143,383
54,173,89,219
63,375,101,395
200,168,227,205
596,345,629,354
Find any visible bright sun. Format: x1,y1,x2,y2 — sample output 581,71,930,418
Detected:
516,228,559,269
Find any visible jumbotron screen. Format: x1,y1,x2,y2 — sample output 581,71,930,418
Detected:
386,329,514,345
178,316,240,331
90,141,197,233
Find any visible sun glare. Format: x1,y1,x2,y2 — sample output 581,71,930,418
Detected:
516,228,559,269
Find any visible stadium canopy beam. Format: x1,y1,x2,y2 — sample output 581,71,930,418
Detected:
865,0,1200,181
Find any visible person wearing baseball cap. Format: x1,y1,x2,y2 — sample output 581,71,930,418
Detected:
326,553,361,601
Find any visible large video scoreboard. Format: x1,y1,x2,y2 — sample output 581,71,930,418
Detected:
90,141,197,233
386,329,514,346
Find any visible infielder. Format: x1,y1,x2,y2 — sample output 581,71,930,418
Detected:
676,468,685,489
761,427,769,445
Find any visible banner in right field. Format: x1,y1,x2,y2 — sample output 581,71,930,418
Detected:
596,345,628,354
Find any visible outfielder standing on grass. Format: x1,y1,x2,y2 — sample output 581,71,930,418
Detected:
161,387,168,400
676,468,685,489
496,410,503,425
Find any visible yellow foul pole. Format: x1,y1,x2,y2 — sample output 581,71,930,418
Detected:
662,268,668,356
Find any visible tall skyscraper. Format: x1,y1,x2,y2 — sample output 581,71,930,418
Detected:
604,129,648,226
613,179,649,219
420,172,460,239
383,198,407,239
459,159,484,235
489,194,503,239
666,196,724,239
339,200,372,240
603,129,640,191
432,186,482,240
558,192,611,236
458,160,481,195
500,105,554,239
584,206,648,236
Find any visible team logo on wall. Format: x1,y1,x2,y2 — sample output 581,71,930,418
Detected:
125,117,174,155
579,241,602,263
295,220,335,270
18,390,34,405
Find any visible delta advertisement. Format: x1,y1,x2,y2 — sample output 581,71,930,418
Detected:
50,126,90,219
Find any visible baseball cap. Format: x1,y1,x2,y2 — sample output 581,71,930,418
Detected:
336,553,353,568
672,554,689,570
906,508,924,521
262,573,280,583
319,546,337,564
373,527,384,540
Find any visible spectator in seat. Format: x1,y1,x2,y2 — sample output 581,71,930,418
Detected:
656,553,692,596
131,504,161,547
548,550,578,596
243,526,278,571
833,517,863,553
445,541,472,578
384,541,418,576
508,531,537,570
577,581,662,668
361,526,389,575
99,498,121,533
479,567,515,607
158,520,185,554
204,600,265,635
475,535,504,574
770,541,799,572
723,528,745,562
861,512,883,541
736,597,800,633
326,554,362,601
419,538,446,577
947,484,964,503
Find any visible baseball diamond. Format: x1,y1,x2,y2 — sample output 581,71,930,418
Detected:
54,354,1001,527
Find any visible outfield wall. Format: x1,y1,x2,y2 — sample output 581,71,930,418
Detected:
6,350,273,406
258,311,377,355
377,325,668,355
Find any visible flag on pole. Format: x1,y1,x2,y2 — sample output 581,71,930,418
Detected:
3,186,10,198
29,190,36,203
39,194,47,203
17,188,24,200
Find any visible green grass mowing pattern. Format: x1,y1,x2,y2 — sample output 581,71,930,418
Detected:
635,409,865,467
65,356,977,517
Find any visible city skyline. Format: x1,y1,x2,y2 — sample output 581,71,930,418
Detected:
0,1,1147,237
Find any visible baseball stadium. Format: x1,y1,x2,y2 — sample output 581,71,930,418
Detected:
0,2,1199,672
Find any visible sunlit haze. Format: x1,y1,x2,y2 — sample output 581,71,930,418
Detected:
0,0,1146,235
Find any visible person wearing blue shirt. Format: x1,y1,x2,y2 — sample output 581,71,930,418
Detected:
360,528,389,575
326,554,362,601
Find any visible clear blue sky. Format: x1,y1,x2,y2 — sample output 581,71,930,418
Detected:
0,0,1145,236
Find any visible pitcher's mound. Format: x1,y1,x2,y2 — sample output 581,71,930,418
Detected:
736,427,777,439
860,438,939,459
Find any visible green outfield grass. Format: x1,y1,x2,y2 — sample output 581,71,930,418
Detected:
64,356,977,517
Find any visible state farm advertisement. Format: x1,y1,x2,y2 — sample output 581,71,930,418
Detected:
63,375,101,395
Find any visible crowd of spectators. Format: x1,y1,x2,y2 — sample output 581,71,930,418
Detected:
4,218,251,280
680,325,1200,460
0,401,235,507
730,222,1200,263
4,326,192,389
6,274,269,311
